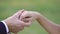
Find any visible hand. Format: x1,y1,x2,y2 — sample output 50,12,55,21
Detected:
20,10,40,22
3,10,32,33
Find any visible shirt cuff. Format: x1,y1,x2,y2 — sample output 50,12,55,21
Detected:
1,21,9,33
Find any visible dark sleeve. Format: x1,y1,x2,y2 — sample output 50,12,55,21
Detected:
0,22,7,34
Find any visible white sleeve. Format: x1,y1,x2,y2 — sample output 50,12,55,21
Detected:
1,21,9,33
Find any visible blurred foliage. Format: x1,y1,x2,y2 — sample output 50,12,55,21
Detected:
0,0,60,34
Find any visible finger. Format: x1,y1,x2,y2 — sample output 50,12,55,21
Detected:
25,21,32,27
13,9,24,18
22,21,32,27
20,11,29,20
22,18,33,22
19,9,24,18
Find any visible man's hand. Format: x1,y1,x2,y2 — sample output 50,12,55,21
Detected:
3,10,32,33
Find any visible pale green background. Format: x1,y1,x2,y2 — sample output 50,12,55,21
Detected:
0,0,60,34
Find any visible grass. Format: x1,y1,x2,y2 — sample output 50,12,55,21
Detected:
0,0,60,34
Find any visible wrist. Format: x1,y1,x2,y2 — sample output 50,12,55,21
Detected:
3,19,11,32
36,13,43,21
35,12,41,19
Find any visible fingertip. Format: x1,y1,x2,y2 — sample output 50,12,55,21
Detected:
18,9,25,13
18,9,25,19
25,21,32,27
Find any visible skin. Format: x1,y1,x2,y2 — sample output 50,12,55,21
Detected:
36,13,60,34
20,11,60,34
3,10,32,34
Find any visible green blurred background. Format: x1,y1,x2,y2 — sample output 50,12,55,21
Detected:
0,0,60,34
